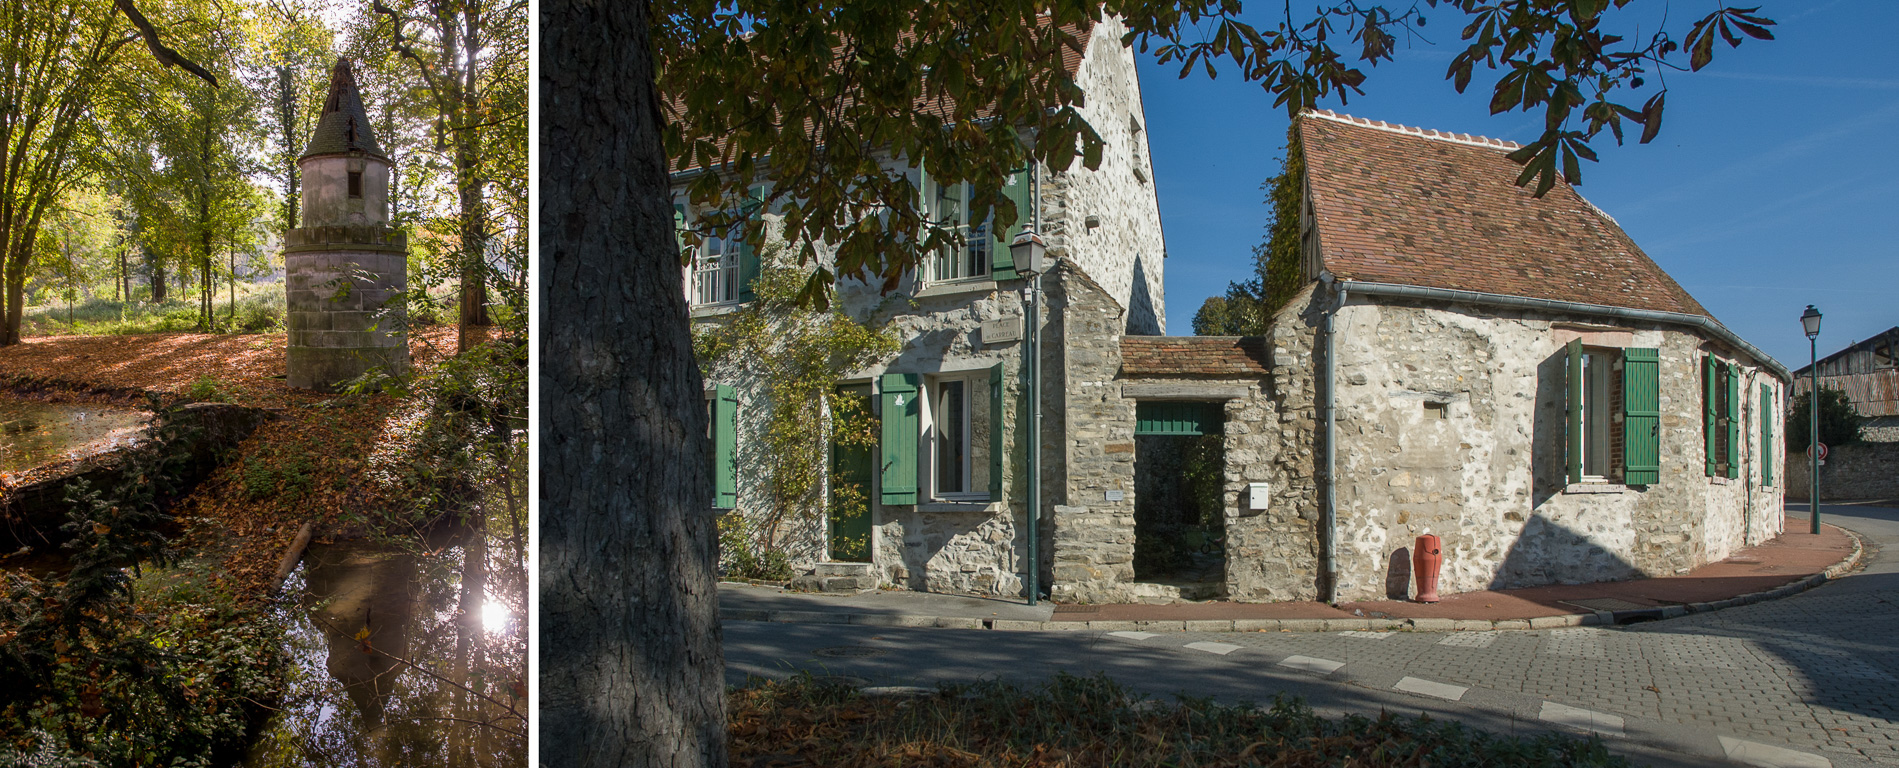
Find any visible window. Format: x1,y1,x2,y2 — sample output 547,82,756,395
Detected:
928,181,990,282
1566,347,1621,480
347,171,363,198
879,366,1006,505
691,228,742,306
927,375,991,500
1564,341,1659,486
914,166,1030,284
1703,356,1740,479
1760,383,1775,486
934,380,971,494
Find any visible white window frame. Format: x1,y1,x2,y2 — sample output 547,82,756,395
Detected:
924,374,987,501
925,180,991,285
1568,347,1629,483
687,217,742,308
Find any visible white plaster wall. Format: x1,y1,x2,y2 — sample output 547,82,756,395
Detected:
299,155,390,227
1330,301,1786,601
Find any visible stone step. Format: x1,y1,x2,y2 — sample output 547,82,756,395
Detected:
789,573,880,594
812,561,877,577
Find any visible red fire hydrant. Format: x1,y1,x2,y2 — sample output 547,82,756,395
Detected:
1413,534,1442,603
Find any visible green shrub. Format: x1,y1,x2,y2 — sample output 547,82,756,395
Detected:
186,376,234,403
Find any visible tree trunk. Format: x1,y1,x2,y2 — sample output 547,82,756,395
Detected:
455,16,491,353
151,257,167,303
540,1,728,765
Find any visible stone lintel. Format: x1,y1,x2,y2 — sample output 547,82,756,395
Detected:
1120,382,1251,400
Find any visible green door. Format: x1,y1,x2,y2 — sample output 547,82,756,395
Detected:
830,385,875,562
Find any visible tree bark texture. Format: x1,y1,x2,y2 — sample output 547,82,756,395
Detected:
540,1,728,766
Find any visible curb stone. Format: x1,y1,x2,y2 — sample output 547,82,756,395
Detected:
720,525,1868,633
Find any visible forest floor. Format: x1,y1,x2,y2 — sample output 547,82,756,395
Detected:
0,325,491,598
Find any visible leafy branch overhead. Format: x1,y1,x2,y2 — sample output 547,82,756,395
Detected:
660,0,1773,303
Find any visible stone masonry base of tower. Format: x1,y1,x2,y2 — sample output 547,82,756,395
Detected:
284,228,409,391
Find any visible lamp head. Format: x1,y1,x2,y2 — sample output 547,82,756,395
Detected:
1009,229,1047,277
1801,305,1822,339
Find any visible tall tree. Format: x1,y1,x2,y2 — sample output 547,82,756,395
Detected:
366,0,526,352
0,1,125,345
544,0,1775,764
109,2,266,332
256,0,333,230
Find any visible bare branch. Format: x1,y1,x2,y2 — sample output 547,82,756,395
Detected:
112,0,219,87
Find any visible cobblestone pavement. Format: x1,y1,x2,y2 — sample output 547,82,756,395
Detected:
726,504,1899,767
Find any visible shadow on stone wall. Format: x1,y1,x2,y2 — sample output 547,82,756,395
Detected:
1530,348,1566,509
1384,547,1412,600
1486,513,1643,591
1125,254,1158,336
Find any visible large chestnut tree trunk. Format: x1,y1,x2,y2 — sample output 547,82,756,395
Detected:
538,1,727,765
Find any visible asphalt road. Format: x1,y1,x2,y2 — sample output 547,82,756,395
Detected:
723,503,1899,768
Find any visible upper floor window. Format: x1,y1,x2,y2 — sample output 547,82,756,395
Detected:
348,171,363,198
928,180,990,283
691,228,742,306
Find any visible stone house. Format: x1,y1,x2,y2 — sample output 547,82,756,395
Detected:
682,17,1166,595
1049,111,1794,604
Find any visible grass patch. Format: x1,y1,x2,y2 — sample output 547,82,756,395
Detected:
19,283,286,337
730,674,1630,767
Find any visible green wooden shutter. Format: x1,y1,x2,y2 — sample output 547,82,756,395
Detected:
989,363,1005,499
712,384,738,509
879,373,920,505
737,185,765,301
673,203,688,259
991,168,1030,281
1622,348,1661,485
1726,362,1741,479
1760,384,1774,486
1135,402,1221,436
1709,357,1724,477
1566,339,1583,485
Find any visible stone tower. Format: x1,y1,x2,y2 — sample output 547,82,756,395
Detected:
285,59,408,391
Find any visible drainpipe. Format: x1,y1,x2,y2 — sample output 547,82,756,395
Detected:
1321,275,1344,605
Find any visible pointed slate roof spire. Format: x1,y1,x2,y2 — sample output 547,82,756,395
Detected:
301,58,385,159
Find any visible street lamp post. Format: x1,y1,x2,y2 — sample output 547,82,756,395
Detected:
1010,229,1047,605
1801,305,1822,535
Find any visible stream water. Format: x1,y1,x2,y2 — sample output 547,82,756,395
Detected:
0,399,149,477
246,533,527,767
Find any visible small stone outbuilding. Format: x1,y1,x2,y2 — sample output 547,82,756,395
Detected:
1046,111,1793,604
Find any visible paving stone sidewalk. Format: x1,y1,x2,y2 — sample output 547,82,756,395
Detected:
720,517,1860,632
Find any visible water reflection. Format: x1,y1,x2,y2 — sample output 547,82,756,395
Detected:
0,399,148,477
247,533,526,767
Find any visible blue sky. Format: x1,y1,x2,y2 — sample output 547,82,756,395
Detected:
1136,1,1897,369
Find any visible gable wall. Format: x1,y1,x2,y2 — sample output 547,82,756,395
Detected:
1043,15,1167,335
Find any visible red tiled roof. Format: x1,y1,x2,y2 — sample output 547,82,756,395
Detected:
1120,336,1270,376
1298,110,1708,317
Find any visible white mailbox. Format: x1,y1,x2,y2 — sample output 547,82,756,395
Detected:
1247,483,1270,510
